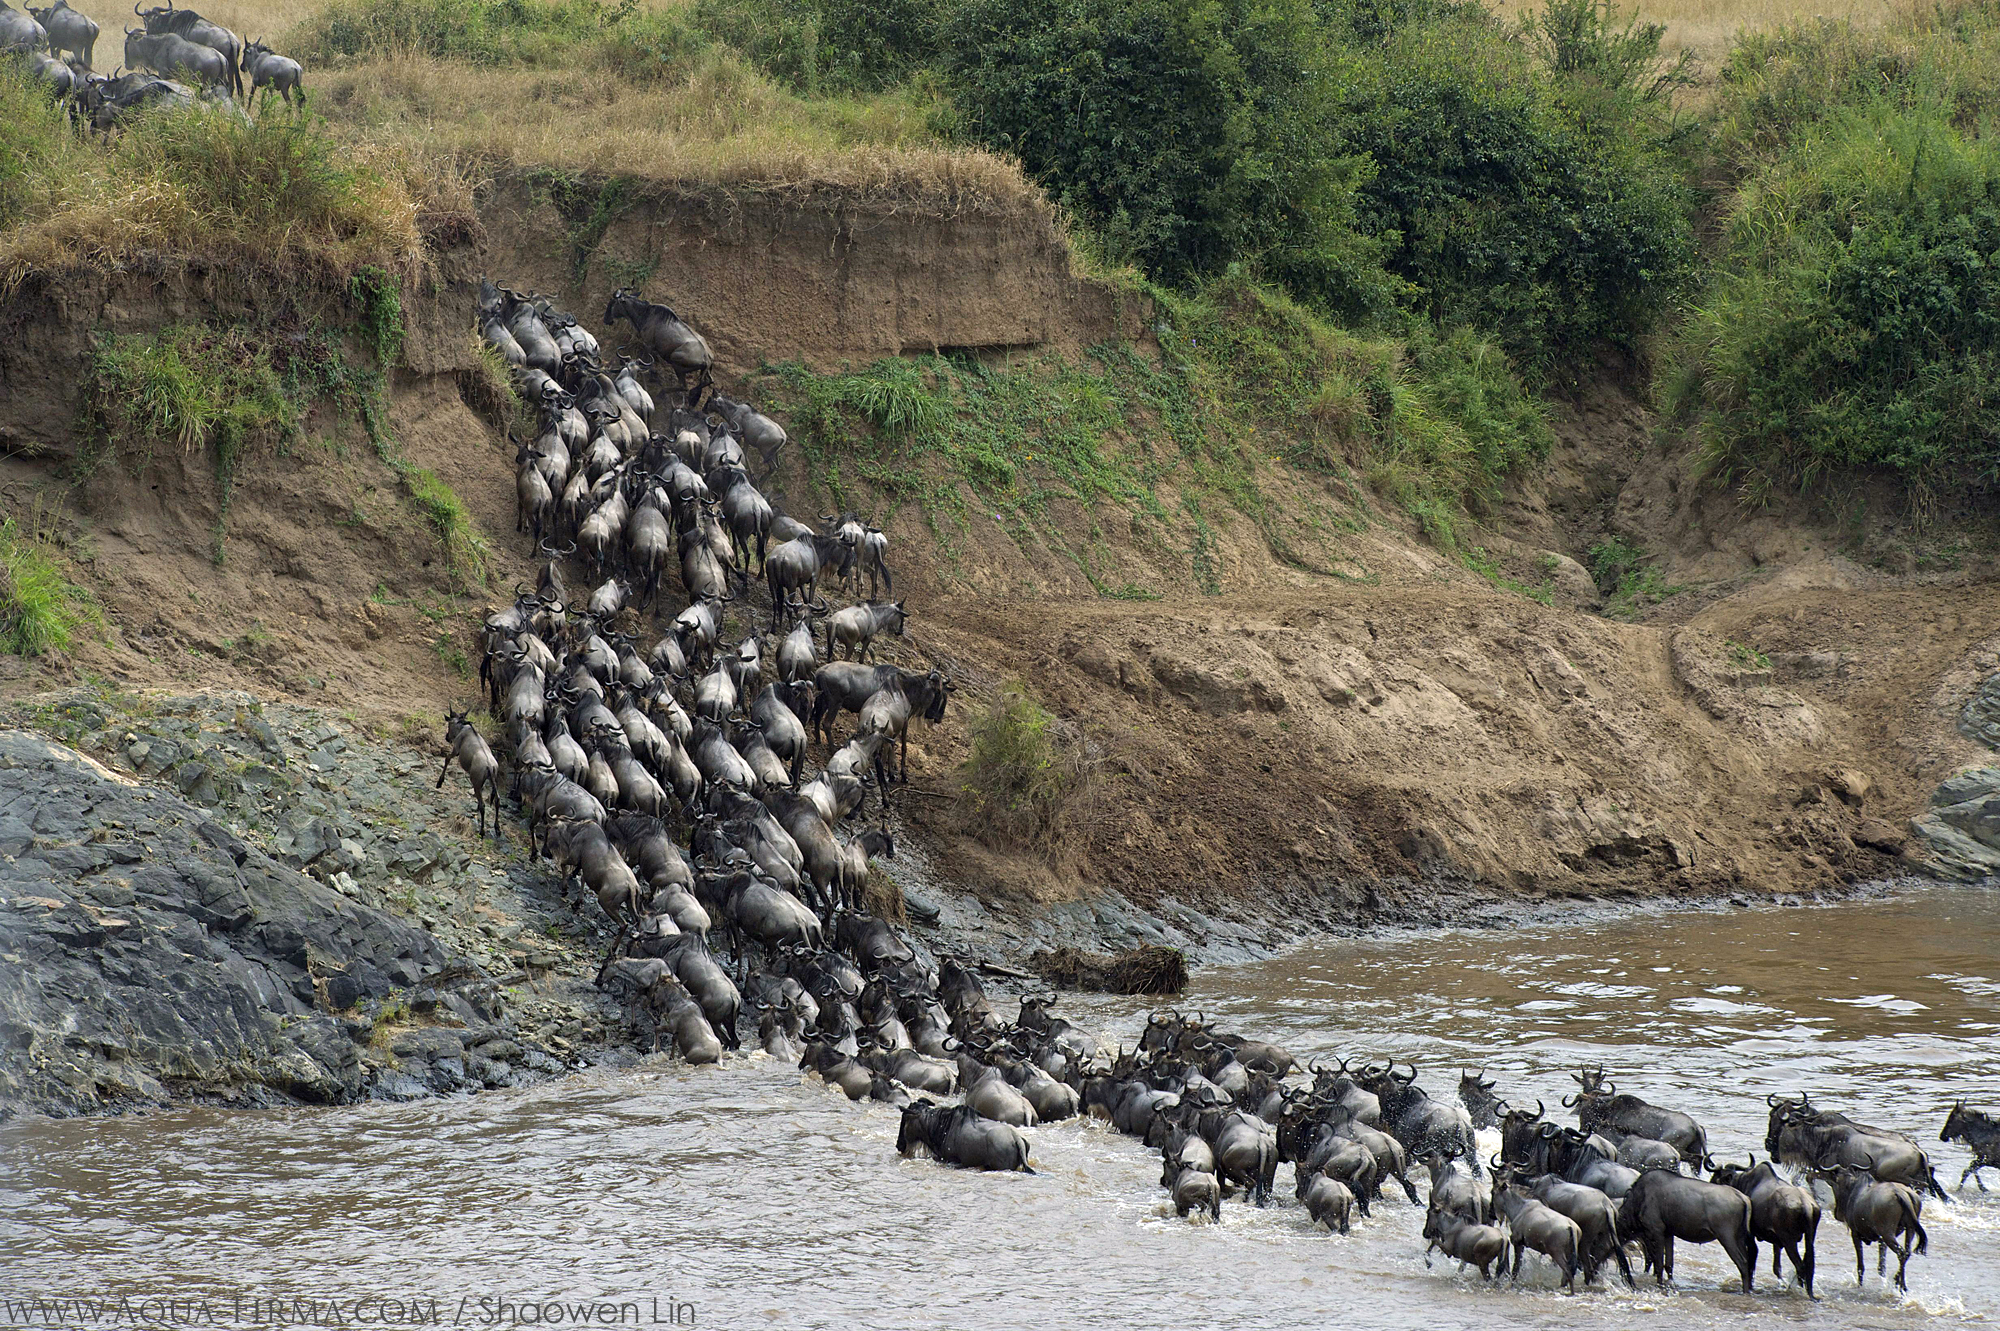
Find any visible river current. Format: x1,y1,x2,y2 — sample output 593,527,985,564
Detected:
4,885,1997,1330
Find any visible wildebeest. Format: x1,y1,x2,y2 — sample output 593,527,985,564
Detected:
764,530,853,628
1615,1167,1756,1293
1356,1062,1477,1161
0,0,49,51
123,24,226,89
239,37,302,107
603,289,712,387
1297,1169,1354,1234
1423,1207,1508,1279
436,709,500,836
1814,1151,1929,1292
897,1098,1034,1173
1566,1066,1709,1168
1520,1171,1633,1287
1766,1092,1948,1198
1488,1174,1582,1293
26,0,93,65
134,1,240,96
825,600,906,663
1711,1155,1820,1296
1457,1069,1504,1130
1942,1101,2000,1191
1168,1160,1223,1221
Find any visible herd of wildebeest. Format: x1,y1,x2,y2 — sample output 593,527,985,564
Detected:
2,0,303,130
444,276,2000,1303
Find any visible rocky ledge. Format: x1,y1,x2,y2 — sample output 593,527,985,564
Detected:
0,691,626,1118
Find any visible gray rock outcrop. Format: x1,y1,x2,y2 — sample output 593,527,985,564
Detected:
0,730,454,1114
1909,765,2000,881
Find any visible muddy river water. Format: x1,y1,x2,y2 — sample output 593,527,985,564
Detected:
5,885,1998,1330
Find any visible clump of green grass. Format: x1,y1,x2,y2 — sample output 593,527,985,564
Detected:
1588,537,1687,619
404,468,493,588
0,519,98,657
956,683,1089,854
1726,638,1772,670
87,325,297,459
1460,544,1554,605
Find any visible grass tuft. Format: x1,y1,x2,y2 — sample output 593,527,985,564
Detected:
956,684,1090,854
0,519,98,657
404,468,494,588
0,68,433,287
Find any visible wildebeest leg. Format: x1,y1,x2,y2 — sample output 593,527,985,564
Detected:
1613,1238,1635,1289
595,927,630,985
1854,1235,1867,1286
1510,1241,1524,1282
436,754,453,788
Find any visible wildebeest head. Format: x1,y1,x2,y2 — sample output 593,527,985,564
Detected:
1459,1068,1502,1129
1940,1100,1994,1144
895,1098,941,1155
1764,1091,1814,1154
1498,1099,1547,1164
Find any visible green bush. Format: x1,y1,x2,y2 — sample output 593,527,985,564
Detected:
0,519,97,658
1337,6,1694,369
690,0,947,92
956,684,1084,850
1671,106,2000,493
940,0,1397,321
404,467,494,586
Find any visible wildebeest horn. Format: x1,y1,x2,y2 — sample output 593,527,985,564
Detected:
1766,1092,1782,1107
1560,1093,1580,1108
1533,1098,1545,1119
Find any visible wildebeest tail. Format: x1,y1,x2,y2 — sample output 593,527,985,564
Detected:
1910,1207,1929,1256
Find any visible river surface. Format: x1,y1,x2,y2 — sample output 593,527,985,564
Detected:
5,885,1999,1331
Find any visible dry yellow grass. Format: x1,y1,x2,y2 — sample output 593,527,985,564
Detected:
1482,0,1891,64
160,0,1043,213
308,50,1039,212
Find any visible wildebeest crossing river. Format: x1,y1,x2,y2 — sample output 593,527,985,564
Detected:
5,883,1997,1330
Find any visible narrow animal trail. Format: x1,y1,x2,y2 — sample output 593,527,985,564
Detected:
437,284,1985,1311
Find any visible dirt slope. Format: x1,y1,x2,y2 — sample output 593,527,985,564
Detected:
1,179,1991,924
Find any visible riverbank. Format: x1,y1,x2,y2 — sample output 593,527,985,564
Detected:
2,682,1973,1118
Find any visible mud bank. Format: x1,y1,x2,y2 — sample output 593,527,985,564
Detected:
2,681,1952,1118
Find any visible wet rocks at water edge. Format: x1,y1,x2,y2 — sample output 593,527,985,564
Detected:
0,692,615,1116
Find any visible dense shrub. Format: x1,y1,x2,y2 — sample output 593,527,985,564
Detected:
1670,107,2000,493
690,0,947,92
1337,6,1694,369
940,0,1398,322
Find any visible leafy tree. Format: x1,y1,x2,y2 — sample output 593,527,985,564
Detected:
941,0,1399,321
